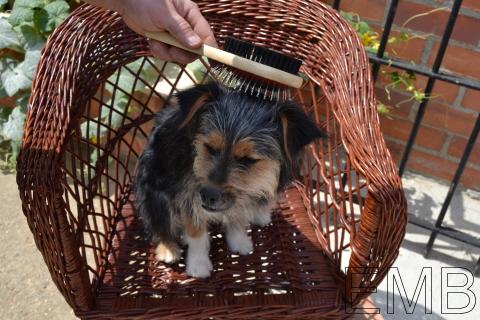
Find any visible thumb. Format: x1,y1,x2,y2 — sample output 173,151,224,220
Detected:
164,13,202,48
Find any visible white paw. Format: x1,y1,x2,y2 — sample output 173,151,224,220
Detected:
186,255,213,278
251,210,272,227
155,243,181,263
226,229,253,255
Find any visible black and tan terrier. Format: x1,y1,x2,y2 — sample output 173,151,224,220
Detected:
135,82,324,278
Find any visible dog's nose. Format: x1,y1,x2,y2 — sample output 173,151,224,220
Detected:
200,187,222,206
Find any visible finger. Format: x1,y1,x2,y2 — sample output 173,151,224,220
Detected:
175,0,218,48
122,15,147,37
163,3,201,48
167,47,199,65
181,2,218,48
149,40,198,65
149,40,175,61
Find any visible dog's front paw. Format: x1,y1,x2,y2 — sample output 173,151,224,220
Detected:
155,242,181,264
251,210,272,227
226,229,253,255
186,255,213,278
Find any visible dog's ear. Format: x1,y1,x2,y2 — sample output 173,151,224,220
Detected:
277,101,325,164
176,82,220,129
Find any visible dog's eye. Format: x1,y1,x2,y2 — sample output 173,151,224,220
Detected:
205,144,219,156
237,156,259,167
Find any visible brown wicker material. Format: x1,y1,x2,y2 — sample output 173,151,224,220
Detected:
17,1,407,319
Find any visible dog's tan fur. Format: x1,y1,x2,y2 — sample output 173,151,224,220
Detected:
190,133,280,231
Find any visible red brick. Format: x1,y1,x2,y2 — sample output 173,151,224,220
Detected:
386,30,426,64
432,0,479,14
340,0,387,22
385,138,480,190
447,136,480,165
415,76,459,104
394,2,480,45
429,43,480,80
459,167,480,190
463,0,480,13
408,148,480,190
416,125,448,152
409,149,456,181
376,65,397,84
394,2,449,36
423,102,476,137
432,0,452,4
384,138,404,164
375,86,414,119
380,116,447,151
450,14,480,45
462,89,480,112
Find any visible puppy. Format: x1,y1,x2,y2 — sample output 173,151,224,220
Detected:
134,82,324,278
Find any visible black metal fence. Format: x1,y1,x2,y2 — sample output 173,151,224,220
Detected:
332,0,480,274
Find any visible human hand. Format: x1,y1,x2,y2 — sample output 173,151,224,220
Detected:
114,0,217,64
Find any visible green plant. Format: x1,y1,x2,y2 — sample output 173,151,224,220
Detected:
341,11,428,116
0,0,71,170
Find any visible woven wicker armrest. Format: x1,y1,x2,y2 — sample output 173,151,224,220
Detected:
16,6,147,311
313,11,408,304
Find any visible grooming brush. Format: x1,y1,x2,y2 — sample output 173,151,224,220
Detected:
145,32,304,100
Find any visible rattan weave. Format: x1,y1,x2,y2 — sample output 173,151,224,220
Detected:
17,1,407,319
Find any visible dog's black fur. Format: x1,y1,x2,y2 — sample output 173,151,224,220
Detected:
134,82,324,246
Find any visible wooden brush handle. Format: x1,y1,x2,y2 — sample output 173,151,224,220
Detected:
145,31,303,89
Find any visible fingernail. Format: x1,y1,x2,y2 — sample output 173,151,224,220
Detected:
187,34,201,46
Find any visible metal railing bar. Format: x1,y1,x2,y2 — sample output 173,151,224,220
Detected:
334,191,480,249
425,113,480,256
332,0,341,10
409,215,480,248
372,0,400,79
368,55,480,91
398,0,464,176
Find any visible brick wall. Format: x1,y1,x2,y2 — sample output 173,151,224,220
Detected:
329,0,480,190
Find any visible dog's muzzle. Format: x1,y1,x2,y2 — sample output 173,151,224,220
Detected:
199,187,233,212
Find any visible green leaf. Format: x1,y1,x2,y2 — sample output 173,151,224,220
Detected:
365,46,378,54
0,0,8,7
14,94,30,110
19,24,46,51
1,66,30,96
187,59,208,83
37,1,69,33
389,71,400,83
9,7,34,27
33,8,49,33
0,105,13,123
0,85,7,98
0,18,21,50
377,102,391,115
8,0,46,27
0,78,6,97
356,21,371,35
340,11,354,22
0,57,19,94
9,139,21,162
1,105,26,142
1,50,40,96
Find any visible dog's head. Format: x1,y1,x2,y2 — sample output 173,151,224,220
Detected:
174,82,325,213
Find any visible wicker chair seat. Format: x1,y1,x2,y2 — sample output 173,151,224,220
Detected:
89,187,342,319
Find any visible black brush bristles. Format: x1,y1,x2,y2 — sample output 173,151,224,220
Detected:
212,37,303,101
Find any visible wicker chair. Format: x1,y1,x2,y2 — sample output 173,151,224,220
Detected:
17,2,407,319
